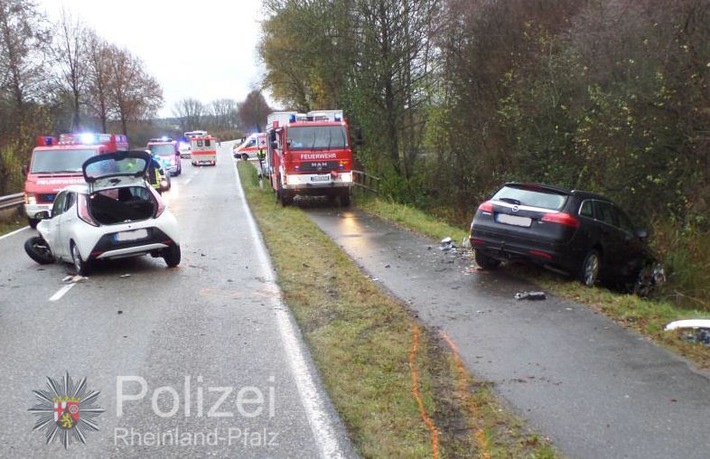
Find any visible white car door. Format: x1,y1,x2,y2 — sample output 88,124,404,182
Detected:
56,192,78,260
46,191,68,260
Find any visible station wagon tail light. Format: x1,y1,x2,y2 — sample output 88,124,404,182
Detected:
541,212,580,229
78,194,99,227
477,201,494,214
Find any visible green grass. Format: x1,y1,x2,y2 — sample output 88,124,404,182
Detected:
238,162,561,458
0,209,26,235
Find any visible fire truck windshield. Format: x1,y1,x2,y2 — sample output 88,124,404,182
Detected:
149,144,176,156
287,126,348,150
30,148,98,174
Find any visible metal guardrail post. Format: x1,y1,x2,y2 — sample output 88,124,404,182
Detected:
0,192,24,211
352,170,380,194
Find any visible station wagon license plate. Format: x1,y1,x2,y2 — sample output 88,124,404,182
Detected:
311,175,330,182
496,213,532,227
114,229,148,242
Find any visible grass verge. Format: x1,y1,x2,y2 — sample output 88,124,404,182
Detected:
0,209,26,236
238,162,559,458
356,193,710,371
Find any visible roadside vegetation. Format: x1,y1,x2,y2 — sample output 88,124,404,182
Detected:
238,162,559,458
0,210,25,236
259,0,710,315
355,193,710,371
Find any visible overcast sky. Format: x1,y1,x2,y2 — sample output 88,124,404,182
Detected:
37,0,266,118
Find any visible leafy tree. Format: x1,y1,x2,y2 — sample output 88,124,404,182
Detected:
238,89,270,133
0,0,51,138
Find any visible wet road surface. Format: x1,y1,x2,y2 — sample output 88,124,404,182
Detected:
306,206,710,459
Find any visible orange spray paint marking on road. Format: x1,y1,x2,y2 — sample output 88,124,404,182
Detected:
441,331,491,459
409,323,440,459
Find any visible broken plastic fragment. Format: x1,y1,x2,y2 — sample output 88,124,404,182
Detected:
440,236,457,252
514,291,546,300
664,319,710,331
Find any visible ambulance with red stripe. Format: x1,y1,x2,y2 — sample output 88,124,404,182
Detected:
23,133,128,228
188,133,217,166
232,132,267,161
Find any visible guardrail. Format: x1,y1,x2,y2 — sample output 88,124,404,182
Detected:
0,192,23,211
352,170,380,194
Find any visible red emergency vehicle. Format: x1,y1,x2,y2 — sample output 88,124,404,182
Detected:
23,133,128,228
265,110,354,207
189,133,217,166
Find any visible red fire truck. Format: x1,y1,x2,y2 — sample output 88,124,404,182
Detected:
23,133,128,228
189,132,217,166
265,110,354,206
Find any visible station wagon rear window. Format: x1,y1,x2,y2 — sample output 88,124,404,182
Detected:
491,185,567,210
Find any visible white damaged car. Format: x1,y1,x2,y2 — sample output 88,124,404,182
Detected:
24,150,181,275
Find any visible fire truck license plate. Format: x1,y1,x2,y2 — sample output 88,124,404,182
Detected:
311,175,331,182
114,229,148,242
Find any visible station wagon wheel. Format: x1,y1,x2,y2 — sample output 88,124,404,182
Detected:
475,250,501,270
24,236,54,265
71,242,91,276
580,250,600,287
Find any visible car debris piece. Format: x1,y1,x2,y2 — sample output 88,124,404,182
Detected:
514,291,547,300
664,319,710,331
665,320,710,347
440,236,457,252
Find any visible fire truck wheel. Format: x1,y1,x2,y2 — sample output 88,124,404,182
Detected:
241,154,249,161
24,236,54,265
277,190,292,206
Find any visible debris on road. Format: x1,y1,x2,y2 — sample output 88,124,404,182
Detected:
120,273,131,278
665,319,710,331
665,319,710,347
440,237,456,252
63,274,87,283
514,291,547,300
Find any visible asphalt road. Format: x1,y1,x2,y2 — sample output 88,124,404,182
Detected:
305,207,710,459
0,144,355,458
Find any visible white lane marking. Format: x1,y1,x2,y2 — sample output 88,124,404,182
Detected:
49,283,75,302
233,165,347,459
0,225,30,241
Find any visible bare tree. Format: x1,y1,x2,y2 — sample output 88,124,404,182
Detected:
51,7,87,131
107,47,163,135
208,98,239,130
172,98,205,132
84,31,114,132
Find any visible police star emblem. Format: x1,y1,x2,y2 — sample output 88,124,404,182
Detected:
29,371,105,448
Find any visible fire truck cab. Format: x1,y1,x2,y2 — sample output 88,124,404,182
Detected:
146,137,182,176
189,133,217,166
23,133,128,228
265,110,353,207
